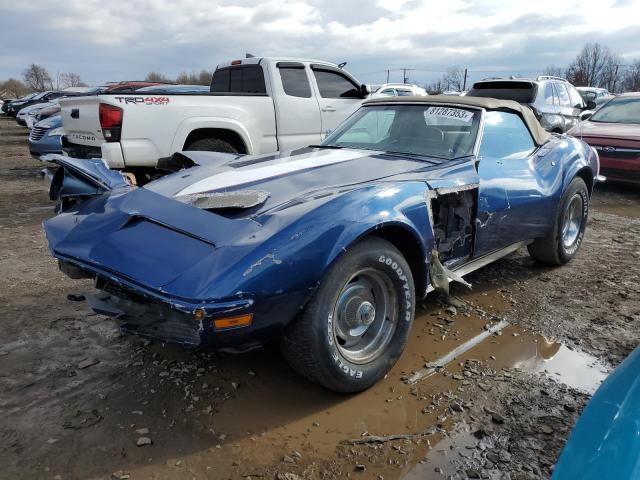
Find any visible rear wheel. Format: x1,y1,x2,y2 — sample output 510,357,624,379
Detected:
281,237,415,392
185,138,238,154
528,177,589,265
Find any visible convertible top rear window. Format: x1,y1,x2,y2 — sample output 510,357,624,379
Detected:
467,81,536,103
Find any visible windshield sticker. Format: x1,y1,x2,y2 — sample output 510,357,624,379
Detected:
424,106,474,123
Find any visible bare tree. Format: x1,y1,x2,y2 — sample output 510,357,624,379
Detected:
424,80,443,95
198,69,213,86
543,65,564,78
59,72,86,89
175,71,198,84
0,78,30,98
23,64,53,91
442,66,464,92
145,71,171,83
622,60,640,92
565,43,621,90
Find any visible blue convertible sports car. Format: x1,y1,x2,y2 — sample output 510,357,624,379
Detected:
44,96,601,392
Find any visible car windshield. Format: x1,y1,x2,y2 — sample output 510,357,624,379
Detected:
322,104,481,159
590,97,640,124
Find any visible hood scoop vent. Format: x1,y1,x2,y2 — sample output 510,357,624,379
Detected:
175,190,270,210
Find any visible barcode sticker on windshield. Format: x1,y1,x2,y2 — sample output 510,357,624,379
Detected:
424,106,474,123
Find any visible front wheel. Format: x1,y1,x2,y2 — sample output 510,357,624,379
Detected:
281,237,415,392
528,177,589,265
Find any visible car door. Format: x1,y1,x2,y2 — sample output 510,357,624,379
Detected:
310,65,364,137
474,110,560,256
271,62,323,151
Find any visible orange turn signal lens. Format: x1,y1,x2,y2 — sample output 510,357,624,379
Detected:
213,314,253,330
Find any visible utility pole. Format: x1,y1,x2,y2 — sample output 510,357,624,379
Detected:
462,68,468,91
386,69,390,83
402,68,408,84
611,64,620,93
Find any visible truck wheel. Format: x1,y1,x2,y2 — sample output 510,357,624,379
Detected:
185,138,238,153
281,237,415,393
528,177,589,265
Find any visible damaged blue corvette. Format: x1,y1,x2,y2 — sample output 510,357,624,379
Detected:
44,96,601,392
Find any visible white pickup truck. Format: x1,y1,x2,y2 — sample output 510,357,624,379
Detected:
59,57,368,175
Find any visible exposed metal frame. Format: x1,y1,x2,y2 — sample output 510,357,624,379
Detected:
425,240,532,294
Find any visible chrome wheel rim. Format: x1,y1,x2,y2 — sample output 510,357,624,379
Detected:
561,194,584,248
332,268,398,365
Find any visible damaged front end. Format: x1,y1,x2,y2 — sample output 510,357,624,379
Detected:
43,154,133,212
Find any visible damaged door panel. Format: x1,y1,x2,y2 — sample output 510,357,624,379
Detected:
426,185,478,295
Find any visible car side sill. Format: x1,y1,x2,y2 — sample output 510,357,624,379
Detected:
425,240,533,294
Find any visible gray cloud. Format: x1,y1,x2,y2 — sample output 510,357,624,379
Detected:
0,0,639,88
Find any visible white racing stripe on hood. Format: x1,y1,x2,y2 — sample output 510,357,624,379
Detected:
176,149,366,196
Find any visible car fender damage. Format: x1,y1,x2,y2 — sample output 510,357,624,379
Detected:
426,185,478,295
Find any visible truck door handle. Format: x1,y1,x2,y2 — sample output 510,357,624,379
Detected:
71,108,79,119
322,106,336,112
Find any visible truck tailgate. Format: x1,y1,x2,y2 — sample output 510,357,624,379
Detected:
59,96,105,147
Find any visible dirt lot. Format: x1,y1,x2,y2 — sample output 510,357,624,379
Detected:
1,114,639,480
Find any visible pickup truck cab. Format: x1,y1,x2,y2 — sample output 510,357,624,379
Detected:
59,57,367,176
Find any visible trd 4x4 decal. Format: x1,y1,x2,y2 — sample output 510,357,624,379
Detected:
113,96,170,105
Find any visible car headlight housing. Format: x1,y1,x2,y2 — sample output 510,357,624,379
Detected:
48,127,64,136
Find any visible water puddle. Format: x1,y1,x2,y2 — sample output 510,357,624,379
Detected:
465,325,609,394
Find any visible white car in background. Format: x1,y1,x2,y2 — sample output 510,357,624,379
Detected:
17,101,58,129
371,83,428,97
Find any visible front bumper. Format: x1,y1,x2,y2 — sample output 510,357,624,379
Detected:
29,135,63,159
57,259,265,349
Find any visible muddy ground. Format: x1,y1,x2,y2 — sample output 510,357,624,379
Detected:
0,114,638,480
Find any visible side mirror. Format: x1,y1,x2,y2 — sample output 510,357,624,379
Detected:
580,111,593,121
360,84,370,98
585,100,597,110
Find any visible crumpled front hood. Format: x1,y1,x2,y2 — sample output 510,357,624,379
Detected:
145,147,437,213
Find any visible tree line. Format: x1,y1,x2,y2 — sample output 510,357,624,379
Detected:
0,64,213,99
424,43,640,94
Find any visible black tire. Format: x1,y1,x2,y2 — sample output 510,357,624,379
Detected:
528,177,589,265
281,237,415,393
184,138,238,153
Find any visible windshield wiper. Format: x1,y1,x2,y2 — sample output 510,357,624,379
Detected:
309,144,344,149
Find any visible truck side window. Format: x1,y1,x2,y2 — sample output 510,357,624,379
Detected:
479,111,535,160
211,66,266,94
280,67,312,98
313,70,360,98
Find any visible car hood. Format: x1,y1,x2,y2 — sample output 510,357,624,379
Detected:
570,121,640,142
145,147,442,214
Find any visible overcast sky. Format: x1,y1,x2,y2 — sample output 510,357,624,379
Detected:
1,0,639,87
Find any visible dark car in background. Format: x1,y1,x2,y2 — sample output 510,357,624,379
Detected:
2,92,37,115
569,93,640,185
467,76,595,133
28,114,63,159
4,91,74,116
